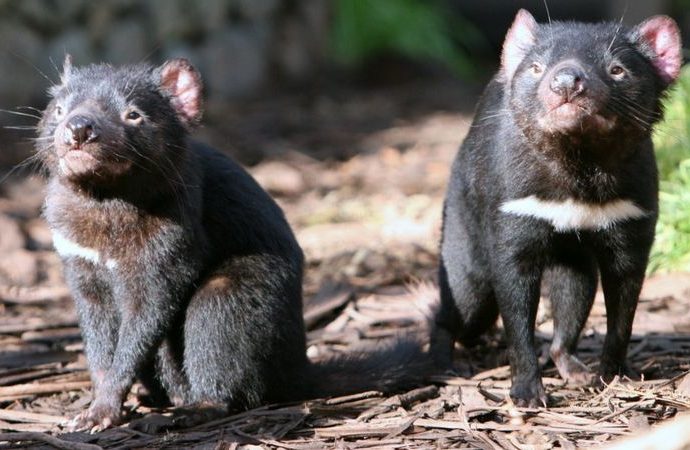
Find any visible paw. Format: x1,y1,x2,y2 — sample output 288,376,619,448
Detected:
129,414,175,434
172,402,228,428
135,384,171,408
67,402,122,433
552,352,594,386
510,380,547,408
429,328,455,370
598,361,639,383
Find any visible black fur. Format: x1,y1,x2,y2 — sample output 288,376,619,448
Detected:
432,11,682,406
37,58,430,430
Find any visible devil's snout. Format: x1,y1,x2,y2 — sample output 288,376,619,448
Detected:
65,115,99,147
549,63,587,102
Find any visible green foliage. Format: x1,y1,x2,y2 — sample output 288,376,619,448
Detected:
650,65,690,272
330,0,482,78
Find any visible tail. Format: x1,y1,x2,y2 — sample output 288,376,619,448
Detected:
305,335,435,399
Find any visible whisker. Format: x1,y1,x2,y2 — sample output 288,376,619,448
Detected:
542,0,554,42
606,102,652,131
607,2,628,54
0,152,45,185
0,109,41,120
17,106,44,115
9,50,56,86
612,95,660,117
48,56,61,80
4,126,38,131
609,97,657,123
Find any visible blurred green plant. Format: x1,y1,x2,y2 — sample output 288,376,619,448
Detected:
650,64,690,272
330,0,483,78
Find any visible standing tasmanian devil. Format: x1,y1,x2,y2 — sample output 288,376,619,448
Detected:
37,57,427,431
432,10,682,406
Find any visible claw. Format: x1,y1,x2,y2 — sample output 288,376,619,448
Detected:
553,351,595,386
68,402,121,432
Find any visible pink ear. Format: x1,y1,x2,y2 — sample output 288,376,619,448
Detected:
634,16,682,84
501,9,538,82
159,59,203,127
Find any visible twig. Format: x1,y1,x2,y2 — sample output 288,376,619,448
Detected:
0,380,90,398
0,409,66,424
0,432,102,450
0,285,71,304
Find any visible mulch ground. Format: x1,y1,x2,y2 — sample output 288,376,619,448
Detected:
1,77,690,449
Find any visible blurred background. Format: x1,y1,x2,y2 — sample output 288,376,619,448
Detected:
0,0,689,286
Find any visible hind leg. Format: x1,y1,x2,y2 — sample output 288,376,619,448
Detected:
135,312,191,408
432,230,497,369
135,355,170,407
547,251,598,386
183,255,307,411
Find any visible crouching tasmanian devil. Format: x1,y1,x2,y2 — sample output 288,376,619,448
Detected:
37,57,429,431
432,10,682,406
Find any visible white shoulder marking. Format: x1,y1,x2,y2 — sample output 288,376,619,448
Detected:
499,196,648,231
51,231,118,269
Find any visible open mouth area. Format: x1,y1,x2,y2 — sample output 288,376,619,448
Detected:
59,149,100,176
538,102,615,134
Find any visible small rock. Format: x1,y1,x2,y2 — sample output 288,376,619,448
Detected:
677,372,690,397
252,161,305,196
24,218,53,250
0,214,26,252
628,414,650,432
0,248,38,286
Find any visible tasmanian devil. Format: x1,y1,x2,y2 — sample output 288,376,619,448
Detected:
432,10,682,406
37,57,427,431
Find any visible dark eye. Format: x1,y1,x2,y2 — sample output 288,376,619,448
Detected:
124,110,143,123
610,65,625,78
55,105,64,117
530,62,544,75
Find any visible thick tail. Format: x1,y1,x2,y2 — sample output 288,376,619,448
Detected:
305,336,435,399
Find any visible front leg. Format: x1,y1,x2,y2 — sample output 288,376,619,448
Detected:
596,225,653,380
491,220,550,407
64,261,118,395
495,266,545,406
73,244,200,431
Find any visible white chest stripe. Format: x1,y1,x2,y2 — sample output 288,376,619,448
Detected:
499,196,648,231
51,231,118,269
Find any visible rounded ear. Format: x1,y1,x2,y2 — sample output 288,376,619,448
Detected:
631,15,682,85
158,58,203,128
501,9,538,82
